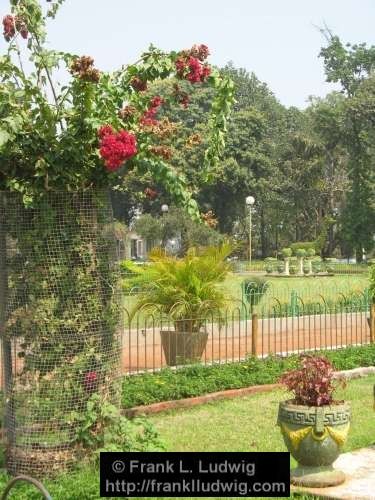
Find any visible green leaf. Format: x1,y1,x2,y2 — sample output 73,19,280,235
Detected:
2,115,23,133
0,129,11,147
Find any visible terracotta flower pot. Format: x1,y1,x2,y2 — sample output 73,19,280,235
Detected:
277,400,351,487
160,330,208,366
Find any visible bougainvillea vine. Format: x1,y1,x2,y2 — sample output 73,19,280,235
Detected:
0,1,235,219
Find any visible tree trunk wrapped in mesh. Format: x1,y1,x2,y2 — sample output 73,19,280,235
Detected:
0,191,121,476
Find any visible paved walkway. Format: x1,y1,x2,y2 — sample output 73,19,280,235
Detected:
292,445,375,499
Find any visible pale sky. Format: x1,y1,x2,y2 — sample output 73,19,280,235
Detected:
1,0,374,108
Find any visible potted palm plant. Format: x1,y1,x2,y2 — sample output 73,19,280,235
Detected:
277,355,350,488
129,244,232,365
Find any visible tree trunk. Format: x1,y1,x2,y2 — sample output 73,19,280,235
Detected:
2,191,120,477
260,208,267,258
356,246,363,263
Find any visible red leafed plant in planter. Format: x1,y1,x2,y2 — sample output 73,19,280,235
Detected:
277,355,350,488
279,355,343,407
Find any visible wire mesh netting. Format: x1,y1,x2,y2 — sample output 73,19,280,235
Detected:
0,191,121,476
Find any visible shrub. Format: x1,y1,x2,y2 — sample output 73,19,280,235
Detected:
290,242,316,253
75,394,164,454
130,244,233,330
121,344,375,408
0,1,233,215
279,355,344,406
265,265,273,274
121,259,137,275
306,248,316,258
370,264,375,303
278,264,285,273
312,262,322,273
243,277,269,309
289,265,297,275
281,248,292,258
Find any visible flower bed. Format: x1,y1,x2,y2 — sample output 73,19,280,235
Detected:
121,344,375,408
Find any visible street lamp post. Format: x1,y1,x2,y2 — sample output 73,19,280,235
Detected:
275,222,283,259
245,196,255,266
161,204,169,253
329,207,339,257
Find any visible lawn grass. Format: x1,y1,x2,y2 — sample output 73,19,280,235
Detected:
1,376,373,498
123,273,369,317
149,375,375,457
226,273,370,316
121,269,370,329
143,375,372,500
262,274,369,301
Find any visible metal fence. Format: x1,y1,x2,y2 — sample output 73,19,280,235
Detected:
2,279,374,380
119,286,374,374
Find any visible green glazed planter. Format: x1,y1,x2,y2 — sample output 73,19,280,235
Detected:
277,400,351,487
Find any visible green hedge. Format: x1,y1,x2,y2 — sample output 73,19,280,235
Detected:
290,241,316,253
121,344,375,408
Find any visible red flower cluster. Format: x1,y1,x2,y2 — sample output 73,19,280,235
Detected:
148,145,173,160
83,371,98,392
173,84,190,108
144,187,158,200
175,55,211,84
202,210,218,228
186,133,202,148
70,56,100,83
150,96,164,107
98,125,114,138
98,125,137,172
130,76,148,92
189,44,210,61
119,105,137,120
188,57,211,83
140,96,164,127
2,15,15,41
2,14,28,41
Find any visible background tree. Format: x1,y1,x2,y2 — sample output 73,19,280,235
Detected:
134,207,223,255
320,34,375,260
111,36,374,261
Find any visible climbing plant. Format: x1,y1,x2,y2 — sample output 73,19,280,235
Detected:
0,0,235,218
0,0,234,476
